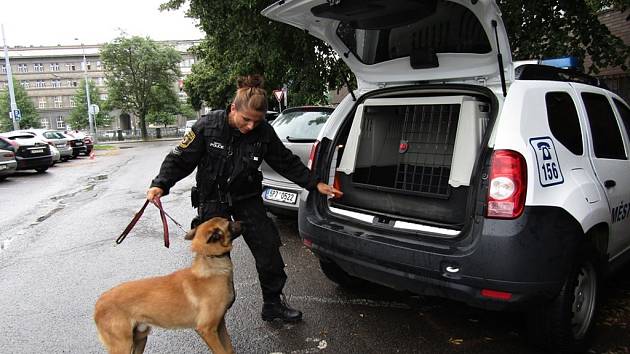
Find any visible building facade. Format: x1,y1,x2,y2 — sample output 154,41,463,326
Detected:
1,40,199,132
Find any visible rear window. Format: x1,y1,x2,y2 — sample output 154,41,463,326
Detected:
582,93,626,160
545,92,583,155
334,1,491,65
271,109,332,141
613,98,630,139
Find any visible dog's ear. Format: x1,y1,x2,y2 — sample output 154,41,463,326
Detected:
184,228,197,240
229,221,242,237
207,229,222,243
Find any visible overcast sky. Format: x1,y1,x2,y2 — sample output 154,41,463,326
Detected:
0,0,205,47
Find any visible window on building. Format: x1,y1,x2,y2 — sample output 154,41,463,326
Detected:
52,80,62,88
54,96,63,108
40,118,50,129
39,97,47,109
66,63,77,71
70,96,76,107
546,92,583,155
1,64,6,73
34,63,44,72
96,61,102,70
35,80,46,88
56,116,65,129
50,63,60,71
20,81,30,89
100,93,108,101
17,64,28,73
582,92,627,159
96,77,104,86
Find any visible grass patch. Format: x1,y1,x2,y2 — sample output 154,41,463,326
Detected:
94,144,117,150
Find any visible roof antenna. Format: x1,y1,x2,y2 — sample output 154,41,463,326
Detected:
491,20,507,97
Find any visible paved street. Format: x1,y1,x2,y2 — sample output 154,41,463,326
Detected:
0,140,628,354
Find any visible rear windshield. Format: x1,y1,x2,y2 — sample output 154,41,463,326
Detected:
272,109,333,141
335,1,491,65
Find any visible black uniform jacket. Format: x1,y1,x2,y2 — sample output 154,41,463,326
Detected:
150,109,319,202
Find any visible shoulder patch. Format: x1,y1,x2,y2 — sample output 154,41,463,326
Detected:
179,131,196,149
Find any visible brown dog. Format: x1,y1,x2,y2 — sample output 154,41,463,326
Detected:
94,217,241,354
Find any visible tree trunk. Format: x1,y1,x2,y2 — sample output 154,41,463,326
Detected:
139,113,149,141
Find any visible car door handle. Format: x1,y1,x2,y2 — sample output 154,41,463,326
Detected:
604,180,616,188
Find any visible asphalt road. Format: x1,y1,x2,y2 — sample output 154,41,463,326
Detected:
0,140,628,354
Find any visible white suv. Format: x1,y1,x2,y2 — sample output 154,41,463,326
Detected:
264,0,630,351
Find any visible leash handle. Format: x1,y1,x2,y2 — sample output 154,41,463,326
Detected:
153,197,170,248
116,200,150,245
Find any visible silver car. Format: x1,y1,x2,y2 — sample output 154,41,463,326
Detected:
0,147,18,181
261,106,334,215
19,129,73,161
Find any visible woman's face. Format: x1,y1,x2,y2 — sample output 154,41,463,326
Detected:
230,103,265,134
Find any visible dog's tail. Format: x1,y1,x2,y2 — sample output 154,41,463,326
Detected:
132,324,151,354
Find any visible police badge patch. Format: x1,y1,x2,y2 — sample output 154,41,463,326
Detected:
179,131,196,149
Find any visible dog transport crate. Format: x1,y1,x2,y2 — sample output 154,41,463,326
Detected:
332,96,489,227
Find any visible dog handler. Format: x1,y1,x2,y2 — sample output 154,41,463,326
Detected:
146,74,342,322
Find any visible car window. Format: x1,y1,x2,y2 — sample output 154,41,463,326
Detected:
53,132,66,139
545,92,583,155
613,98,630,140
272,110,332,141
43,132,57,139
581,92,627,160
334,1,491,65
0,139,11,150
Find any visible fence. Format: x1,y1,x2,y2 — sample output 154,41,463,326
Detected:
95,127,185,142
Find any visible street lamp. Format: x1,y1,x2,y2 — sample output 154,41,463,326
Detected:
75,38,95,141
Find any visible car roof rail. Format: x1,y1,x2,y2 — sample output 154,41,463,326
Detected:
515,64,609,90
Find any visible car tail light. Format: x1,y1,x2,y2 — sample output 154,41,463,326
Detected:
481,289,513,301
307,140,320,170
486,150,527,219
2,151,14,158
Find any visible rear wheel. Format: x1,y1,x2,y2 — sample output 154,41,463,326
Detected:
528,249,599,352
319,259,368,289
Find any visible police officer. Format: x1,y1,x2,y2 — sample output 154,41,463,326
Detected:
146,75,342,322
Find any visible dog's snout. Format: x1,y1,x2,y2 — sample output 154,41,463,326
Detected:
229,221,243,237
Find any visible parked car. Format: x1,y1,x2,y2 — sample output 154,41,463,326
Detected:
60,132,87,158
0,133,53,173
264,1,630,352
0,148,18,181
261,106,334,215
65,130,94,156
18,128,72,161
265,110,280,122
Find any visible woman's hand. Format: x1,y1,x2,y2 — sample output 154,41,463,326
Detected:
316,182,343,198
146,187,164,202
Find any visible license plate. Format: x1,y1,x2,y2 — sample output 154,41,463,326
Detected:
31,149,43,154
56,144,65,147
264,189,297,204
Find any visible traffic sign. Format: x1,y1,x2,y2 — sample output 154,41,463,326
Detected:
13,109,21,120
273,90,284,102
89,104,100,115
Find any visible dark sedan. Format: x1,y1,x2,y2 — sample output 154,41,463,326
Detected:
0,133,53,173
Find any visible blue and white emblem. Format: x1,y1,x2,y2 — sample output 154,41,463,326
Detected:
529,137,564,187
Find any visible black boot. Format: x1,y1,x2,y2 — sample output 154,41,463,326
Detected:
261,294,302,322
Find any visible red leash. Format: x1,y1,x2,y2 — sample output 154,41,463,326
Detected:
116,197,186,248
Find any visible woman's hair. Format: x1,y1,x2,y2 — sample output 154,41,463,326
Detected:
233,74,268,113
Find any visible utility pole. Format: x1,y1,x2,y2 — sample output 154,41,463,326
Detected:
2,24,20,131
77,39,95,140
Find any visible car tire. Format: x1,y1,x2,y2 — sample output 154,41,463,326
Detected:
527,246,599,352
35,167,49,173
319,259,369,289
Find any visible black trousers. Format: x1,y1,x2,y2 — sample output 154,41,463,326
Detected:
197,197,287,303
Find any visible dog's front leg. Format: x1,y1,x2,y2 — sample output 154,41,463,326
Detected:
218,318,234,354
196,325,228,354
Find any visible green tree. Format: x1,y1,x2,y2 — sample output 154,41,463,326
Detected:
161,0,629,110
100,36,182,140
496,0,629,73
66,79,111,130
145,85,197,127
0,80,40,131
160,0,354,110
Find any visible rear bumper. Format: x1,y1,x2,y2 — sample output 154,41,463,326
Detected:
16,156,53,170
0,160,17,176
299,204,583,310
